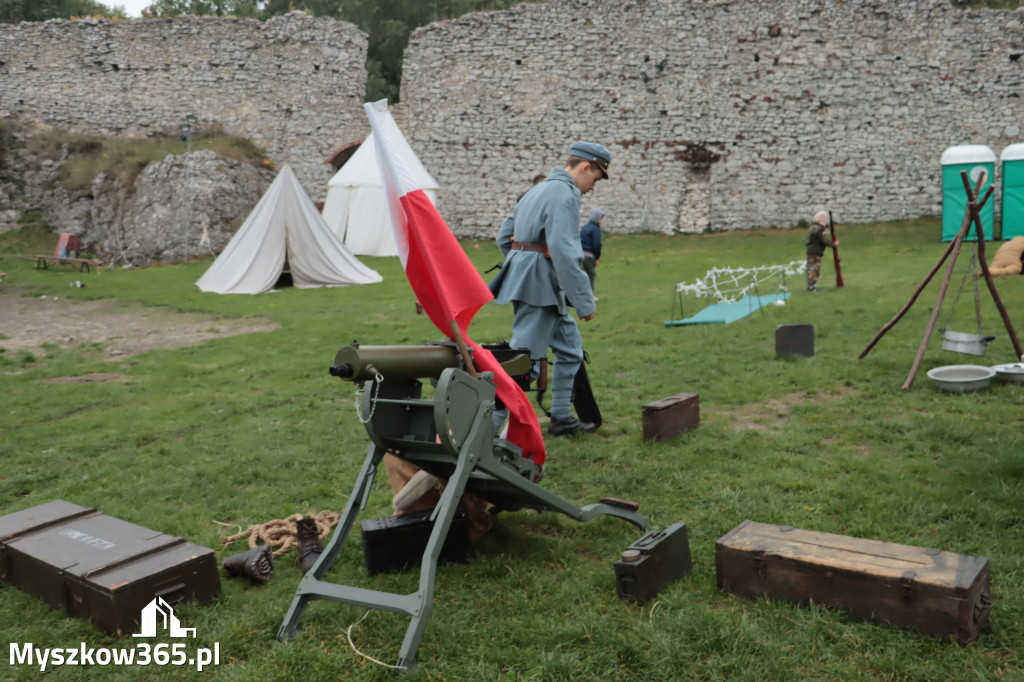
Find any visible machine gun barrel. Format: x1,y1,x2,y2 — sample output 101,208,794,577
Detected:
329,343,460,382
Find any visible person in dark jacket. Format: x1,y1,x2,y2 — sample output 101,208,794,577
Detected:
580,207,604,299
805,210,836,292
516,174,547,203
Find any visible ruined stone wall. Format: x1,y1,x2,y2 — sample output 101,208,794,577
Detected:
3,2,1022,238
0,12,367,197
402,0,1024,237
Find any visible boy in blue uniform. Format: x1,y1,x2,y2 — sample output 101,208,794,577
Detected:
491,141,611,436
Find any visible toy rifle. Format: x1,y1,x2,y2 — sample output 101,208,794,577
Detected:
829,210,844,288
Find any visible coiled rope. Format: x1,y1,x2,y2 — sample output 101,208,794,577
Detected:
219,510,340,558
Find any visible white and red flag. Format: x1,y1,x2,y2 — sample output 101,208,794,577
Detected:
365,99,546,464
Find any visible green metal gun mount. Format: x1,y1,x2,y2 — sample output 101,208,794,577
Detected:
277,341,647,672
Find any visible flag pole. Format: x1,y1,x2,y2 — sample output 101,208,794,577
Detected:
449,320,478,377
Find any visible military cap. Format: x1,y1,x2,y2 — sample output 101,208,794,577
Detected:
569,141,612,179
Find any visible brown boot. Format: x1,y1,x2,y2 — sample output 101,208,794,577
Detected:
222,545,274,583
460,492,494,543
295,517,324,574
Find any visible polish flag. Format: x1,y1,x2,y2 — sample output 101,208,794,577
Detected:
366,100,546,464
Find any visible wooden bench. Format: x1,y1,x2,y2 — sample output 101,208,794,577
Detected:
33,255,100,272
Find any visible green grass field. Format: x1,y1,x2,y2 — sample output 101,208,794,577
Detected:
1,218,1023,681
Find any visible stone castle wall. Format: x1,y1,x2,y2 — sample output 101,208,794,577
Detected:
0,12,367,196
402,0,1024,237
2,1,1023,238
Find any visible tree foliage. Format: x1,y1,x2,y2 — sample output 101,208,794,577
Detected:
142,0,261,18
0,0,126,22
327,1,531,101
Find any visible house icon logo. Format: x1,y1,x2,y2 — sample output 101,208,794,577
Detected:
132,597,196,638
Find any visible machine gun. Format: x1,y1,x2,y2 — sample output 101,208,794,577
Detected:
278,341,647,672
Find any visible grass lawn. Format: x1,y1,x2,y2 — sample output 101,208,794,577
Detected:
1,218,1022,681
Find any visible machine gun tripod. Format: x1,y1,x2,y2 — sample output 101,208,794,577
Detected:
277,341,647,672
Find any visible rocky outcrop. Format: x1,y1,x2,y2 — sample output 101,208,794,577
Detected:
95,150,267,266
0,122,267,265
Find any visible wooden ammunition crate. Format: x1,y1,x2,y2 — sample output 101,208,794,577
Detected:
715,520,990,643
641,392,699,441
0,500,220,636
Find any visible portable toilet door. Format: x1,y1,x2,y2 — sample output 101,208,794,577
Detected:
940,145,996,242
1000,143,1024,239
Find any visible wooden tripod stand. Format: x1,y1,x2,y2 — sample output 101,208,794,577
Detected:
858,170,1023,388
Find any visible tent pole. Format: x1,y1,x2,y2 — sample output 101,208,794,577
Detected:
449,320,478,378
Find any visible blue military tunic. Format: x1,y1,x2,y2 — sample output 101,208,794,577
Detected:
491,169,596,319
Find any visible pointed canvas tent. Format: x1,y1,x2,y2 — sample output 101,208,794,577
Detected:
321,112,439,256
196,164,382,294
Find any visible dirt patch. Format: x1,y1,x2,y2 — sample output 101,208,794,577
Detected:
39,373,129,383
713,386,859,431
715,391,808,431
0,290,279,362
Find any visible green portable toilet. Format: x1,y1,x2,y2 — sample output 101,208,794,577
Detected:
941,145,996,242
1000,143,1024,239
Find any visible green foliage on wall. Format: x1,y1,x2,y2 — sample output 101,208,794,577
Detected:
0,0,126,21
0,119,268,197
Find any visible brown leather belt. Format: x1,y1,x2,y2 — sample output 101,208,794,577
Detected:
511,241,547,254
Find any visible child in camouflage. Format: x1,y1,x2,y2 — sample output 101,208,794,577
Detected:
805,210,836,291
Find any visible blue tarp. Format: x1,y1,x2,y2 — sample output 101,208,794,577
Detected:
664,293,790,327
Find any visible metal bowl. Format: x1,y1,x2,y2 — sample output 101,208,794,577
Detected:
926,365,996,393
992,363,1024,385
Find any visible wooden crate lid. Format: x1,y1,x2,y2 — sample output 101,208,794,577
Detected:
717,520,989,591
642,392,698,412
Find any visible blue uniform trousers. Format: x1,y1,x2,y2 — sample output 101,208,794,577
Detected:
509,301,583,420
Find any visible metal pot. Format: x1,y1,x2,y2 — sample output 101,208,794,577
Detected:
992,363,1024,385
940,329,996,357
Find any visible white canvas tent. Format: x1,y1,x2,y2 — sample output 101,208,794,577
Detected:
321,112,439,256
196,164,382,294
